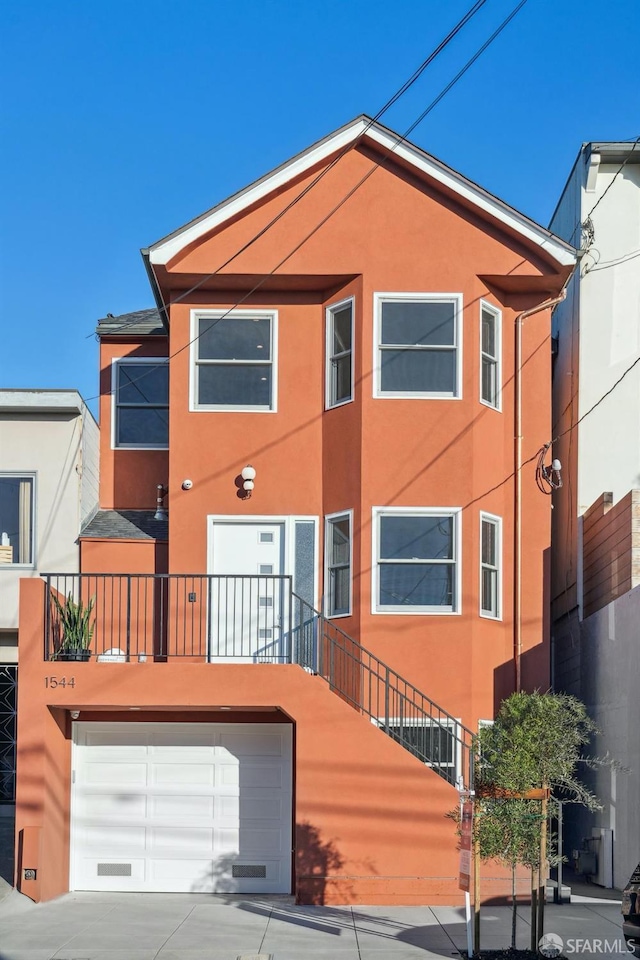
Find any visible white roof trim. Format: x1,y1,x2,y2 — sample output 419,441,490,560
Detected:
148,117,576,269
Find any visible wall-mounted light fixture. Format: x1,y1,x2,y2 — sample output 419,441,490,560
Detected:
70,710,80,720
241,465,256,497
154,483,168,520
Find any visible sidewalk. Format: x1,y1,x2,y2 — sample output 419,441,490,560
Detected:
0,888,628,960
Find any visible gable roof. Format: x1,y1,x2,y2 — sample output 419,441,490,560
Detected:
144,115,576,270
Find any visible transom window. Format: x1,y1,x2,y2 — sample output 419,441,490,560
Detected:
480,513,501,618
325,511,352,617
480,301,501,409
114,360,168,448
373,508,460,613
326,299,353,408
192,310,276,411
374,294,461,398
0,475,35,566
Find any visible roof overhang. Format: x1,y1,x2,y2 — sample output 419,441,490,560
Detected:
145,115,576,272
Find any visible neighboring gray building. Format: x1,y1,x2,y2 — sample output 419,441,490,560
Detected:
550,143,640,890
0,390,98,880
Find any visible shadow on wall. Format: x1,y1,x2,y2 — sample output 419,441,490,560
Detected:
494,641,552,715
295,821,347,905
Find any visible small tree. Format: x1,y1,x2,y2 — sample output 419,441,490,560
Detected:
474,796,545,948
475,691,602,949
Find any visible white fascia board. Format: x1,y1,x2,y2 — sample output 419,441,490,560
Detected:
148,117,575,270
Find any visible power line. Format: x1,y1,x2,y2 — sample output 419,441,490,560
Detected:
567,135,640,247
94,0,490,341
87,0,532,404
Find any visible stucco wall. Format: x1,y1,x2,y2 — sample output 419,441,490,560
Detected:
0,412,92,629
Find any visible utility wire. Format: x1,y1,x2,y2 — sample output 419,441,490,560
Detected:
567,135,640,247
93,0,490,341
86,0,531,403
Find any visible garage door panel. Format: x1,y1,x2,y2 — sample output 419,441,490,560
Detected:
239,764,284,789
150,794,215,819
80,824,147,851
82,793,147,819
240,796,282,820
238,828,284,854
71,722,292,894
79,858,146,884
82,731,148,752
84,762,148,785
218,732,285,756
149,859,214,882
151,763,215,786
149,827,214,852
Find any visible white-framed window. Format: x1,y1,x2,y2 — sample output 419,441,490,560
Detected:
372,507,461,614
373,293,462,398
113,358,169,449
325,297,354,408
324,510,352,617
480,300,501,410
480,512,501,619
191,309,277,412
375,716,461,782
0,474,35,567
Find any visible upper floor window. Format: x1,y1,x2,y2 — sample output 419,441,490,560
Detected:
372,507,461,614
480,301,501,409
326,299,354,408
480,513,501,619
114,359,168,449
192,310,277,412
0,475,35,566
374,293,462,398
325,511,352,617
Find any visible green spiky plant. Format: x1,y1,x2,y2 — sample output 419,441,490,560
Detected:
51,592,96,657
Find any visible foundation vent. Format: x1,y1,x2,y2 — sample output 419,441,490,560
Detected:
232,864,267,879
97,862,132,877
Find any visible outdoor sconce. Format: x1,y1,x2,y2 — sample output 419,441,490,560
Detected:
154,484,168,521
241,465,256,497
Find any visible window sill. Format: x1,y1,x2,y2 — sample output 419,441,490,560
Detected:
372,607,460,616
373,392,462,401
479,398,502,412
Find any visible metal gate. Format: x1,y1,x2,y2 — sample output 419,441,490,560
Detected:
0,666,17,803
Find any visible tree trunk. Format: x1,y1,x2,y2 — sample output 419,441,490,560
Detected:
537,792,548,940
511,862,517,949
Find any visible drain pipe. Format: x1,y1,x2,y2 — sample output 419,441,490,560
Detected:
514,289,567,692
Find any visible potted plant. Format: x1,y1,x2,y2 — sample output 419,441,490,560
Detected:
51,592,95,661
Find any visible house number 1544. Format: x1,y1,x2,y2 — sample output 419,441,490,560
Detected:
44,676,76,688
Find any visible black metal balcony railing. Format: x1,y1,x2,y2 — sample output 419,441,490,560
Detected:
43,573,475,790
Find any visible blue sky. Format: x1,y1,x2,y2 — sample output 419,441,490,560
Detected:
2,0,639,417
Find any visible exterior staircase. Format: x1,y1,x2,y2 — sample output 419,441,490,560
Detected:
291,593,475,791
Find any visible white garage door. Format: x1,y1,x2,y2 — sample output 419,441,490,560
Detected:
71,722,292,893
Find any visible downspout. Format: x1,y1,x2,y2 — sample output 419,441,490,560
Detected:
514,289,567,692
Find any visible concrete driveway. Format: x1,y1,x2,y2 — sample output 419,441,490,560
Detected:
0,888,629,960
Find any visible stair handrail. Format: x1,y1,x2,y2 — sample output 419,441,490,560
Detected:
291,592,475,791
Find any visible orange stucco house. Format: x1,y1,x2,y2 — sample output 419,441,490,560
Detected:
16,116,575,904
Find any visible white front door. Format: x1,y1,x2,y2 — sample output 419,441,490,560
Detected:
209,521,288,661
71,721,293,894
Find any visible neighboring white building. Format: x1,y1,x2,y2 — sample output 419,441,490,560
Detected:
0,390,98,829
550,142,640,890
